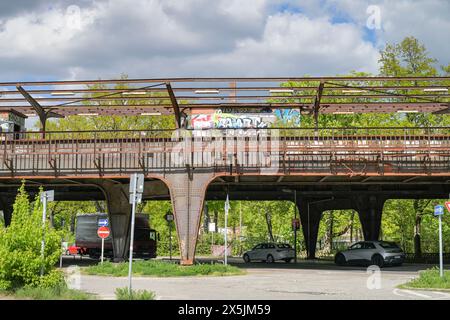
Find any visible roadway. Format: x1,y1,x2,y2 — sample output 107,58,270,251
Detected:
62,257,450,300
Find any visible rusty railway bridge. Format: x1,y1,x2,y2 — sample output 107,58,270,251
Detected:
0,76,449,264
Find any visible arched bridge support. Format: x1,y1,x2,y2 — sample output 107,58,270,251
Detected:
353,195,386,242
297,195,386,259
297,198,354,260
164,172,213,265
98,181,132,262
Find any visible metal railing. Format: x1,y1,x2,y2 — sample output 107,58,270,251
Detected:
1,127,449,177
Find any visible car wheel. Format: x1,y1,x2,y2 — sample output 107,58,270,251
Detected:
284,258,292,263
266,254,275,263
335,253,346,266
243,254,251,263
371,254,384,268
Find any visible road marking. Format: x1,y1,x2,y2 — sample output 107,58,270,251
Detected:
393,288,431,299
401,289,433,299
431,291,450,299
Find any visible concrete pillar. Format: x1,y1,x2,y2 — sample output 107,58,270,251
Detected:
354,195,385,241
297,201,322,259
0,196,14,227
165,173,213,265
101,182,132,262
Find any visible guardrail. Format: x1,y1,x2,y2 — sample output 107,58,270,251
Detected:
0,127,449,177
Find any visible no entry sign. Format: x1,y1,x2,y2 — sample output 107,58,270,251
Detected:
97,226,110,239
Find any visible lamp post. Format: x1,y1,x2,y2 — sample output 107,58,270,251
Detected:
282,189,298,264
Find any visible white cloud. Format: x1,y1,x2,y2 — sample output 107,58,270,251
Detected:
0,0,446,82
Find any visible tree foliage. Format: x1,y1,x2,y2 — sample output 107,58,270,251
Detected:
0,183,64,290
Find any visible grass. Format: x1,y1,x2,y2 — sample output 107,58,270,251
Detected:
83,260,245,277
115,287,155,300
0,286,95,300
399,267,450,290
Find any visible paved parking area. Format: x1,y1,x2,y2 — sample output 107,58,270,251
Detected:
68,258,450,300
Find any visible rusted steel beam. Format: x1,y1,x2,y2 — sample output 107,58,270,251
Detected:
313,81,325,129
1,76,449,87
4,93,449,104
2,85,448,97
165,82,182,128
16,86,63,135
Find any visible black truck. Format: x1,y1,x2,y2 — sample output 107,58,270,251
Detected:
75,213,157,259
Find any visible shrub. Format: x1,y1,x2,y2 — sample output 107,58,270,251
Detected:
115,287,155,300
0,183,63,290
15,285,94,300
401,267,450,289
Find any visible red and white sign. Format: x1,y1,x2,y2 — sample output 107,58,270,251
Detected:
97,226,110,239
445,201,450,213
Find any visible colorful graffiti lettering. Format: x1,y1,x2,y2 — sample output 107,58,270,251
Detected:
190,108,300,129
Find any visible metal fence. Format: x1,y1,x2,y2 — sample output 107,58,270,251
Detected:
1,127,449,177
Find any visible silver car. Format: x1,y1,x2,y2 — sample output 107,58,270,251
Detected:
243,243,295,263
335,241,405,267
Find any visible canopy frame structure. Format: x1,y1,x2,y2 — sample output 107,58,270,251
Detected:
0,76,448,133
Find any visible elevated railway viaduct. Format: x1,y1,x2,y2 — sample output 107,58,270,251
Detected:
0,76,449,264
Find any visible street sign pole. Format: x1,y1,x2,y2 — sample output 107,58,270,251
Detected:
128,173,144,295
224,194,230,266
439,214,443,277
435,204,446,278
40,190,54,276
165,212,174,261
128,175,137,294
101,237,105,265
169,223,172,261
40,192,47,276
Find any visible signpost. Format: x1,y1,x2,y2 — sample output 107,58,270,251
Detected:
209,222,216,249
165,212,174,261
224,194,230,266
98,218,109,227
128,173,144,294
40,190,54,276
435,204,445,277
97,226,110,264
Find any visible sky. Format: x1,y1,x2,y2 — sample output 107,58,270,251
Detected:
0,0,449,82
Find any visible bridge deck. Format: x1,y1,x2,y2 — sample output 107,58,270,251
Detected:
1,128,450,178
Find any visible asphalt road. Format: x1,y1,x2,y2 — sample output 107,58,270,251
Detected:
63,257,450,300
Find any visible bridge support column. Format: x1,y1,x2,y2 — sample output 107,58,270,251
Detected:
297,201,322,260
354,195,385,241
101,182,132,262
165,173,213,265
0,196,14,227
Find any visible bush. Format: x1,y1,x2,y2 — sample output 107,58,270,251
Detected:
0,183,63,290
15,284,94,300
401,267,450,289
115,287,155,300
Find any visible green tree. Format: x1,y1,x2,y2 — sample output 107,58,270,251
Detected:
379,36,437,77
0,183,64,290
